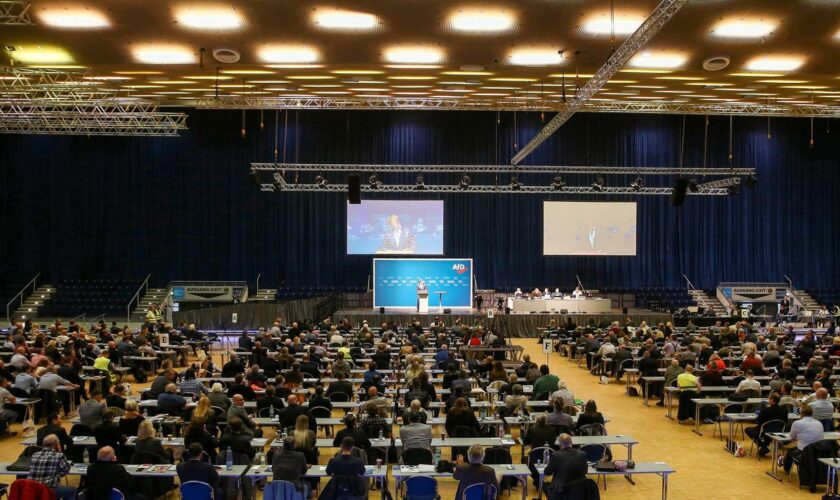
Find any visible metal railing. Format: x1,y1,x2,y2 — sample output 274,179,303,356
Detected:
682,274,696,291
255,273,261,295
5,272,40,321
126,274,151,323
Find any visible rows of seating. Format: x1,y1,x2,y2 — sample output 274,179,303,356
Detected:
808,289,840,309
38,280,142,317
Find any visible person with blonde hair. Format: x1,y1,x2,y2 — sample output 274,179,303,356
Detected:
293,414,317,464
136,419,171,463
119,399,144,437
191,395,218,432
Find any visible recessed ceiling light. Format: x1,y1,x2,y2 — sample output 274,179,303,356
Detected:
710,17,778,39
620,68,673,74
350,87,389,92
446,7,516,33
148,80,196,85
221,69,274,75
508,47,563,66
387,75,437,80
301,84,341,88
489,77,537,82
686,82,731,87
83,75,131,81
392,85,432,89
312,91,351,95
581,10,644,35
655,76,705,81
385,64,442,69
757,79,808,84
311,8,379,31
123,84,165,89
115,70,163,75
331,70,384,75
132,44,196,64
9,45,74,64
745,55,805,72
265,64,323,69
37,7,110,28
605,79,637,84
441,70,493,76
286,75,335,80
729,72,783,78
384,45,444,64
781,85,829,89
184,75,234,80
628,51,688,69
257,44,320,64
247,79,290,84
174,6,244,30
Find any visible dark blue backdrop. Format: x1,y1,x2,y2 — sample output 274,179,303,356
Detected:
0,109,837,292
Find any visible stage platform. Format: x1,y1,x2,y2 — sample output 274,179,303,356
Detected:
333,307,673,338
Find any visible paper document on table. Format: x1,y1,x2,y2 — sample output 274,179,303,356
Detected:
417,465,436,472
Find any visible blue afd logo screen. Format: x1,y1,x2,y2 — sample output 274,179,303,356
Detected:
373,258,473,308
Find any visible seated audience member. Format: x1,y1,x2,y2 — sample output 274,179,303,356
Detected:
549,381,575,409
37,412,72,451
228,393,261,437
309,386,333,412
219,417,256,460
277,395,309,430
157,383,187,415
184,417,219,463
207,383,231,410
326,372,354,400
809,387,835,430
745,393,788,456
543,434,588,497
445,397,481,436
293,414,317,464
784,405,826,480
362,386,390,414
256,385,285,415
503,384,529,416
105,384,128,410
403,399,428,424
326,437,366,482
735,370,761,394
533,365,560,399
227,374,256,400
13,364,39,395
575,400,606,430
94,409,126,457
525,414,559,449
272,436,310,498
85,446,142,500
453,445,499,499
179,369,208,396
361,404,390,439
135,420,171,463
400,411,432,452
177,443,221,499
333,414,371,451
78,390,107,428
30,433,76,500
546,399,574,429
119,400,144,437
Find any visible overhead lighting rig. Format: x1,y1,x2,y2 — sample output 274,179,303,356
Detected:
0,1,32,25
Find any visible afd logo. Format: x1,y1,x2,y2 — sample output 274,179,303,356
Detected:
452,263,469,274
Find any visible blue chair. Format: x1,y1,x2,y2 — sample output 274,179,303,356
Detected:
404,475,439,500
180,481,214,500
264,480,304,500
462,482,498,500
109,488,125,500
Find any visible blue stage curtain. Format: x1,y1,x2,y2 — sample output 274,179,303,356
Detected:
0,110,838,292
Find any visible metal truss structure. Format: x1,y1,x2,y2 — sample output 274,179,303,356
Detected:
1,67,188,136
511,0,689,165
0,0,31,25
696,177,742,190
251,163,756,177
259,182,731,196
196,96,840,118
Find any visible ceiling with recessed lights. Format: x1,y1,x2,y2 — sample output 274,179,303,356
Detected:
2,0,840,108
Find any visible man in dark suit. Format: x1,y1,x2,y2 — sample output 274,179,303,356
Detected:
325,437,366,476
326,373,354,400
453,445,499,499
36,412,72,452
272,436,309,497
543,434,588,497
745,392,789,456
85,446,142,500
256,385,285,415
378,214,416,253
221,355,245,378
177,443,220,498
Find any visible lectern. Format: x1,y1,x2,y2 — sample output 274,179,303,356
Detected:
417,289,429,313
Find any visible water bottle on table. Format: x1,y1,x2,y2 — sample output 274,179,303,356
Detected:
225,446,233,470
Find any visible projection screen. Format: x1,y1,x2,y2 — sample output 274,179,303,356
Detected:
543,201,637,256
347,200,444,255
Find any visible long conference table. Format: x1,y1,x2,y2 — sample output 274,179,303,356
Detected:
509,297,612,313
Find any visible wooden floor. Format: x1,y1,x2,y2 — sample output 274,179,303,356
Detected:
0,338,820,499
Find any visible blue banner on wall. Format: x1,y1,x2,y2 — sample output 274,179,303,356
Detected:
373,258,473,308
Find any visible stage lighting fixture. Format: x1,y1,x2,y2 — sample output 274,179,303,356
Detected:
688,178,699,192
745,174,758,188
552,175,566,191
368,174,381,189
459,174,471,190
415,175,425,190
727,184,739,196
510,176,521,190
630,176,643,192
591,176,605,192
315,175,328,188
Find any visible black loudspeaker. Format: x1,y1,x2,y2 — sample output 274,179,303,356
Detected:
348,174,361,204
379,307,385,314
622,307,628,314
671,177,689,206
505,307,511,314
444,308,452,314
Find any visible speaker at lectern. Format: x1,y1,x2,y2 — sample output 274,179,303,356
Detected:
417,279,429,313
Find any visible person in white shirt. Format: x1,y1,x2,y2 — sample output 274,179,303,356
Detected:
514,288,523,299
550,381,575,408
542,288,551,300
571,286,583,299
784,405,826,473
736,370,762,394
808,388,835,427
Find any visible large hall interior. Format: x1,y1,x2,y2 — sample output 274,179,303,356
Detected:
2,0,840,499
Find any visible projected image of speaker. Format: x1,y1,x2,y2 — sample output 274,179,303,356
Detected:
348,174,361,204
672,178,689,207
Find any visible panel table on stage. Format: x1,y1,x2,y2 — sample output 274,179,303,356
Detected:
510,297,612,313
